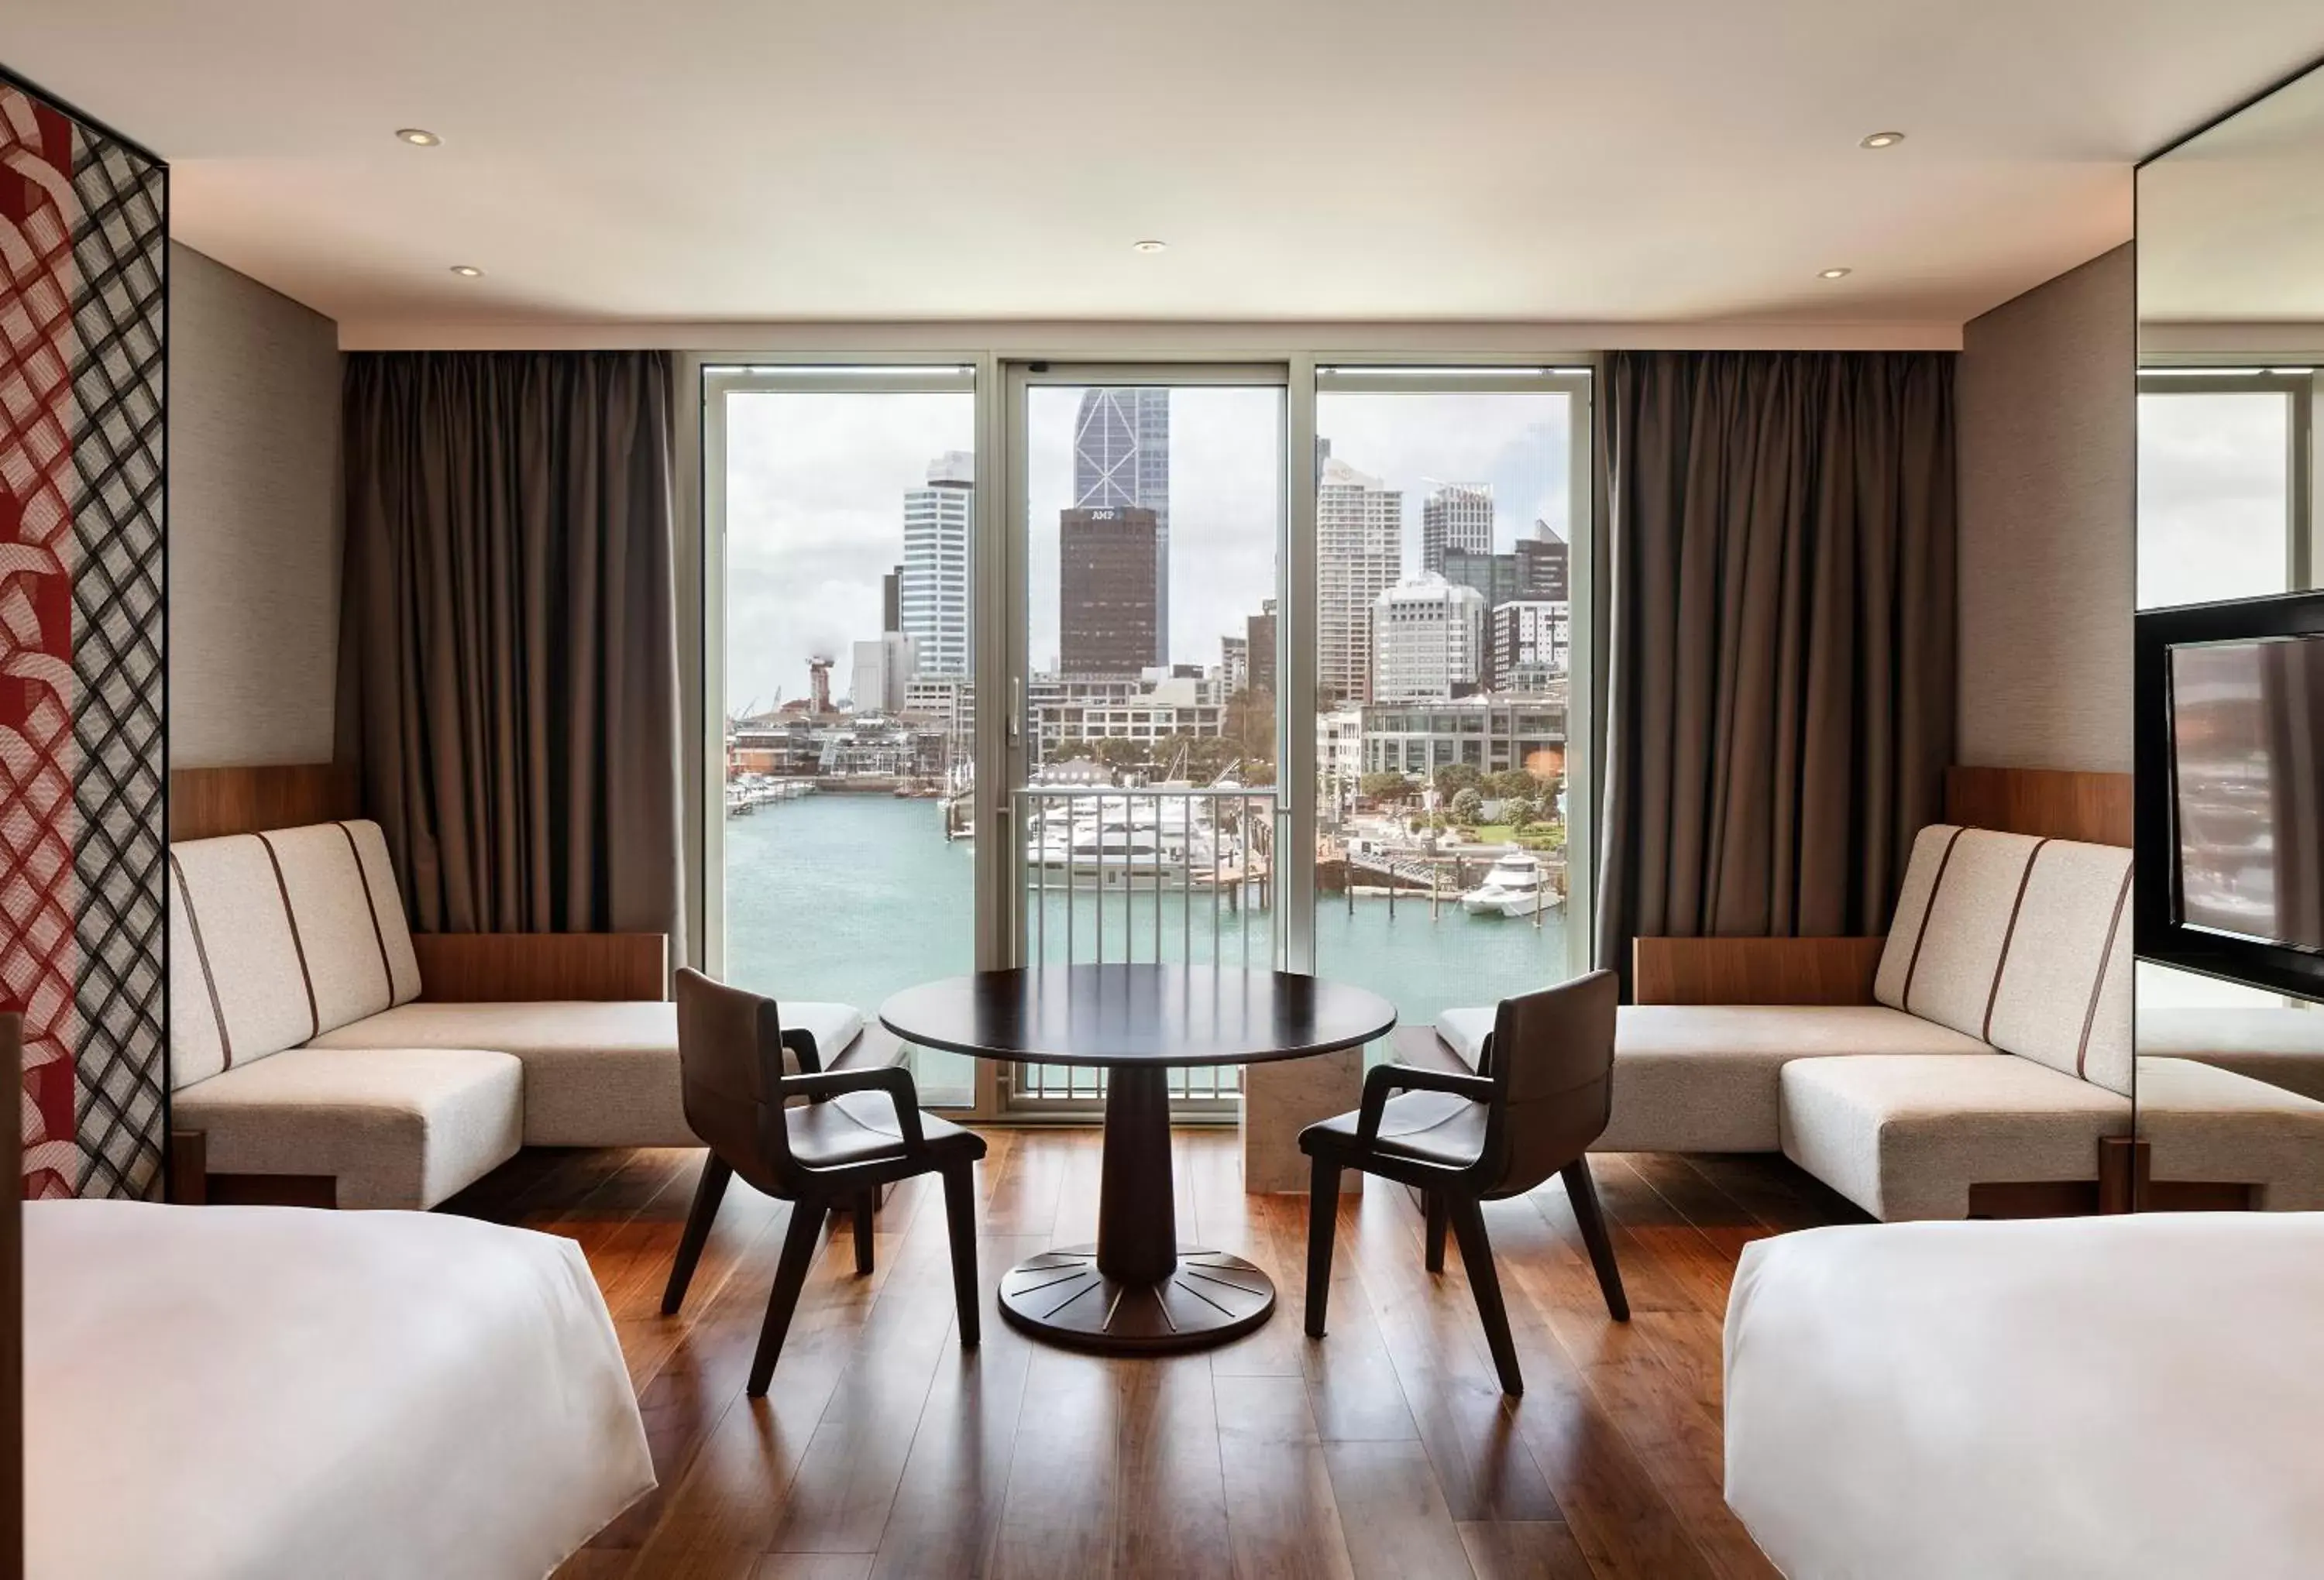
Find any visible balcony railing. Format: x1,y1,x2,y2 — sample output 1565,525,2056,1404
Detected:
1009,785,1281,1110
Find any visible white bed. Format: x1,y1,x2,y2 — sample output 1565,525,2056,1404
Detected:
1724,1212,2324,1579
26,1199,655,1580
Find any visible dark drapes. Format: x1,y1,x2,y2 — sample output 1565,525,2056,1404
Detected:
339,350,684,953
1593,349,1956,983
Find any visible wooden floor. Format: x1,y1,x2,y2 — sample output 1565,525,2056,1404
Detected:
445,1130,1864,1580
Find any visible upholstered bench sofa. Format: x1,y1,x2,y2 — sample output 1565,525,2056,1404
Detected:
168,819,882,1209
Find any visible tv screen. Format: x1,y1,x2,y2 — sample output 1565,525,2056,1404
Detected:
2169,634,2324,953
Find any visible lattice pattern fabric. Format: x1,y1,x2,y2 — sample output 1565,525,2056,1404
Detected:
1,82,168,1200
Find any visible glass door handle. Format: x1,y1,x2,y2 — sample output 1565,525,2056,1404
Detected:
1009,678,1022,741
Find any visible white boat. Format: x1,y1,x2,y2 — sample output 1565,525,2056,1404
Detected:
1460,851,1561,917
1023,795,1239,887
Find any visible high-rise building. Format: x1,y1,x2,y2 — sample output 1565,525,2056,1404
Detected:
1072,388,1171,664
807,656,835,716
1246,599,1277,698
1220,634,1249,696
1317,458,1403,704
1518,523,1569,602
1371,574,1487,702
1421,483,1493,574
1490,601,1569,685
851,632,917,716
1060,505,1159,673
882,565,902,634
901,452,973,677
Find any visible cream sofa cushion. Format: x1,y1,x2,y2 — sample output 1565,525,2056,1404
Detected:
260,825,397,1032
1779,1054,2131,1221
304,998,866,1148
172,1046,523,1210
1879,828,2043,1040
169,837,315,1085
1983,838,2134,1095
2138,1056,2324,1211
2137,1008,2324,1104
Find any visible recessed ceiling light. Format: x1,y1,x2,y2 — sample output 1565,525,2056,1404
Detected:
1819,267,1853,280
1859,131,1905,149
396,128,442,147
449,265,484,278
1132,239,1168,254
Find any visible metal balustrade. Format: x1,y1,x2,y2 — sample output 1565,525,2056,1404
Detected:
1008,786,1281,1112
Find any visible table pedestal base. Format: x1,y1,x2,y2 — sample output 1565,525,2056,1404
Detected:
997,1244,1274,1352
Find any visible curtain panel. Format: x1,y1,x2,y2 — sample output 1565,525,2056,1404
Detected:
339,350,684,953
1593,349,1957,982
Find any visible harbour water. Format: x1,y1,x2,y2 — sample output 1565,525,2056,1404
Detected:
723,792,1573,1097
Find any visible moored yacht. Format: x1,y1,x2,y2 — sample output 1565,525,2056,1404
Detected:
1459,851,1559,917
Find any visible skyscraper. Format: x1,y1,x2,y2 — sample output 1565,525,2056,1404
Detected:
1246,598,1278,698
1372,574,1487,701
1518,522,1569,602
901,452,973,678
1421,483,1493,574
882,564,902,634
1072,388,1171,663
1060,506,1159,673
1316,457,1403,705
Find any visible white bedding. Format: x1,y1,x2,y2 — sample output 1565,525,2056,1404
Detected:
1724,1213,2324,1579
26,1200,655,1580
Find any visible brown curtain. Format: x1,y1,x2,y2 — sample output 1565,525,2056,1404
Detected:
339,351,684,952
1593,350,1956,981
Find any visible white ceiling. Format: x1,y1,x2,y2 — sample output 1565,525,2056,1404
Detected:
8,1,2322,341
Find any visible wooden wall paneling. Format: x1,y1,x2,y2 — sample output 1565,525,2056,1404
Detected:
1944,765,2133,847
168,764,360,841
411,933,670,1002
1631,937,1887,1006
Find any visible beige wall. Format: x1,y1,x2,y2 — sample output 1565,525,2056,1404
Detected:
1955,243,2135,772
168,243,342,768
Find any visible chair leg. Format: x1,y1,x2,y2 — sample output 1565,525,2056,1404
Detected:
1424,1190,1449,1273
853,1188,877,1276
748,1199,828,1397
1448,1196,1523,1396
662,1154,733,1316
1562,1158,1630,1322
1304,1154,1340,1338
940,1159,980,1347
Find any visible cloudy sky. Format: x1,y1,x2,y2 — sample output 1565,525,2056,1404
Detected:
722,383,1572,709
2137,390,2293,608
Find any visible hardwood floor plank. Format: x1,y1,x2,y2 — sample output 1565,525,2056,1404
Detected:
1322,1439,1476,1580
1456,1520,1595,1580
1255,1191,1418,1443
1214,1372,1358,1580
1111,1355,1232,1579
754,1557,875,1580
992,1347,1122,1580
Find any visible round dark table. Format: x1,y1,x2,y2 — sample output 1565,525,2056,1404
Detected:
879,963,1397,1353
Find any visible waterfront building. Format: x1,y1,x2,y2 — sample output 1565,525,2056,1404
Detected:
1060,505,1160,673
1421,482,1493,574
901,451,974,677
1246,598,1278,697
1030,672,1223,763
1491,600,1569,680
1220,634,1249,696
1318,459,1402,704
1371,573,1487,702
851,632,916,716
1072,387,1171,664
1318,705,1364,823
1361,689,1567,778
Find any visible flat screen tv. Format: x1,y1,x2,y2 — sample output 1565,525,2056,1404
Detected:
2136,589,2324,1002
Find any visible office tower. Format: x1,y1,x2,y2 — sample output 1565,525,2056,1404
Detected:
882,565,902,634
1246,599,1278,697
1060,506,1159,673
1421,483,1493,574
1490,601,1569,685
1371,574,1487,701
851,632,916,715
1073,387,1171,663
1220,634,1249,696
901,452,974,677
1518,523,1569,601
1317,458,1403,704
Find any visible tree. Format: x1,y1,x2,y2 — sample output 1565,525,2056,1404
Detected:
1360,771,1415,802
1485,768,1546,801
1225,688,1276,771
1503,795,1538,830
1432,761,1483,802
1449,787,1483,824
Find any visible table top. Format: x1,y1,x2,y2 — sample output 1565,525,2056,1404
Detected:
878,964,1398,1069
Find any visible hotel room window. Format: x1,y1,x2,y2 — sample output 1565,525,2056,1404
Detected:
703,365,978,1106
1311,367,1593,1044
2137,371,2313,609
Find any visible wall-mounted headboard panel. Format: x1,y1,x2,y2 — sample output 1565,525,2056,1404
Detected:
1945,765,2133,847
170,764,361,841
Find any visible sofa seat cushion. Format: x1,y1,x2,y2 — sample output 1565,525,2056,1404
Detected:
304,999,867,1148
174,1047,523,1211
2137,1008,2324,1104
1439,1004,1994,1153
2137,1056,2324,1211
1779,1054,2131,1221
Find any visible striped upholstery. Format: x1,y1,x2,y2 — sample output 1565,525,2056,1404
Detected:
1985,838,2136,1096
1893,829,2044,1039
169,820,424,1091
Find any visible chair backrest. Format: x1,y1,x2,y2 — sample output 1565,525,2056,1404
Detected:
674,967,798,1196
1483,969,1620,1194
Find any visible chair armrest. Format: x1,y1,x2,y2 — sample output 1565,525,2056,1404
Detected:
781,1026,823,1076
1631,936,1885,1006
1359,1061,1494,1142
412,933,668,1002
779,1064,926,1151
